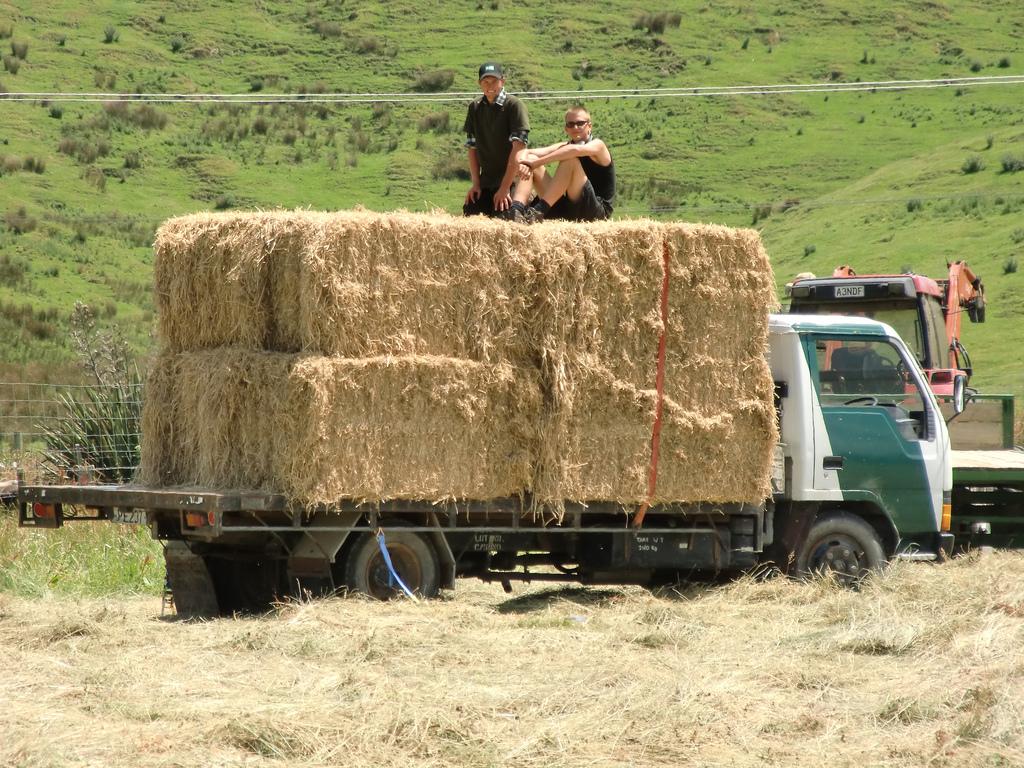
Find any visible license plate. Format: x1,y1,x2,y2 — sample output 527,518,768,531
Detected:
111,508,147,525
834,285,865,298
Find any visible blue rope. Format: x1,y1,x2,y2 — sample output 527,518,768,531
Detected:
376,530,417,600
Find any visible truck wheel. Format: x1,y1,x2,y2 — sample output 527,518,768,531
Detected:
344,529,440,599
796,513,885,585
204,555,280,615
164,541,220,619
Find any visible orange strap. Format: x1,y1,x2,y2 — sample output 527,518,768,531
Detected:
633,239,671,529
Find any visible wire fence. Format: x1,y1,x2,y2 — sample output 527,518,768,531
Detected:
0,381,143,487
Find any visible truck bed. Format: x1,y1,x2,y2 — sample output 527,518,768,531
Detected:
952,449,1024,476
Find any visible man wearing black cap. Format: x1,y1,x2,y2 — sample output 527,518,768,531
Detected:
463,62,530,217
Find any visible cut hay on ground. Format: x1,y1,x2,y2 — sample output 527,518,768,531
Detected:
146,211,777,508
1,551,1022,767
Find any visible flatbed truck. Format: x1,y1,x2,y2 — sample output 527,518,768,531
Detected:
18,315,959,616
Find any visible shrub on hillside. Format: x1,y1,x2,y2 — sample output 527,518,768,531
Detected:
961,156,984,174
0,254,27,286
22,156,45,174
432,151,470,181
998,56,1011,68
0,24,12,39
49,105,62,119
1,155,22,174
3,54,20,74
1001,154,1024,173
907,198,923,212
1003,256,1018,275
10,40,27,59
633,12,682,35
353,37,379,54
312,20,342,38
84,166,106,191
5,206,38,234
418,111,450,133
170,35,185,53
103,25,119,44
412,69,455,92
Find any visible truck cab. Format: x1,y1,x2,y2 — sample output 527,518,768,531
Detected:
768,314,955,572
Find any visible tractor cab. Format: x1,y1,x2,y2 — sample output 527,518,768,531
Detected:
787,273,967,395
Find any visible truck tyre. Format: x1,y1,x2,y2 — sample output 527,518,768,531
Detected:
164,541,220,619
203,555,280,615
344,528,440,599
796,513,885,585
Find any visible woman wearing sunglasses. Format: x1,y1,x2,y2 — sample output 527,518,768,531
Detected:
504,105,615,224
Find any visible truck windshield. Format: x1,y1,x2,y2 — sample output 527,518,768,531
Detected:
795,300,926,367
812,336,930,440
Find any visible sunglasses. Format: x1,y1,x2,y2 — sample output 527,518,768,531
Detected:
565,120,590,128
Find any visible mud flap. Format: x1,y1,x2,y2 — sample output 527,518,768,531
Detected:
164,541,219,618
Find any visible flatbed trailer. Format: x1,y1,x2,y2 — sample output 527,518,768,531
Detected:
941,394,1024,550
19,483,768,615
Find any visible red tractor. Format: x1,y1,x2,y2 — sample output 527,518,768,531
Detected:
788,262,985,395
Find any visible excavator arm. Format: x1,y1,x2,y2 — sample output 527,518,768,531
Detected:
942,261,985,373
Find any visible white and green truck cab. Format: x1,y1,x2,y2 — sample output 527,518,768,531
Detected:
768,314,956,575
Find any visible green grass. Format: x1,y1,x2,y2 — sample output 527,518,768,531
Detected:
0,511,164,597
0,0,1022,399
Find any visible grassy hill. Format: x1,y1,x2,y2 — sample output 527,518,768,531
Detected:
0,0,1022,399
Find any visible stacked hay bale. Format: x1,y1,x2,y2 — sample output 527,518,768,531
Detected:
139,210,778,511
531,221,777,505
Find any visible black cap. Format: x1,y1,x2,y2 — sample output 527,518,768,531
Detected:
478,62,504,80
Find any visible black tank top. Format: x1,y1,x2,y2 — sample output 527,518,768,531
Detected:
580,153,615,207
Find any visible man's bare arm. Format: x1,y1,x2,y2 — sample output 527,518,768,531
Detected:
493,139,527,210
465,148,482,203
530,138,611,168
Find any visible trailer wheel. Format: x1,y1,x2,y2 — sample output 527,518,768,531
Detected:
344,528,440,599
796,513,885,585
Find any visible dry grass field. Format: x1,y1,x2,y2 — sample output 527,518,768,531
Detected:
1,552,1022,767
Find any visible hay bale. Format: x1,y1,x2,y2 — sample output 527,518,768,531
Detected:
155,210,538,363
154,213,310,352
530,220,778,506
138,350,540,504
302,212,537,363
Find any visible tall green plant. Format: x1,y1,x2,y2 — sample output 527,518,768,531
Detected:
38,303,142,483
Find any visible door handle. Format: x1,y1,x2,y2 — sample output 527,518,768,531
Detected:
823,455,845,470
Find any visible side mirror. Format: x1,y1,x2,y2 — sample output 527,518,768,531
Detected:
952,374,967,416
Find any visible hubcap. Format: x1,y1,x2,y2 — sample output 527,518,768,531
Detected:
809,534,867,583
364,543,422,599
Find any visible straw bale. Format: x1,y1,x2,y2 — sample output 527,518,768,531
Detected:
154,213,309,352
139,350,540,504
155,210,539,362
530,220,778,506
302,212,538,363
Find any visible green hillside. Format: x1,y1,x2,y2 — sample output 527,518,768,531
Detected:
0,0,1022,399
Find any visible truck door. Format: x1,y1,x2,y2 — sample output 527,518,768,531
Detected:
804,334,945,541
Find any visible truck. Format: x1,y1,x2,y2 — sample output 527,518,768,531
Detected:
788,265,1024,550
17,314,959,616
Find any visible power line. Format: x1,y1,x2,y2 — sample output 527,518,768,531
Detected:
2,74,1023,103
